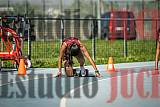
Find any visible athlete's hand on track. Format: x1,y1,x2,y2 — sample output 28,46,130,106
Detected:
56,71,62,77
95,70,102,77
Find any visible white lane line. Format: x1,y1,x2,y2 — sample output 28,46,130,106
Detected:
60,78,111,107
59,71,155,107
115,65,154,70
97,64,154,70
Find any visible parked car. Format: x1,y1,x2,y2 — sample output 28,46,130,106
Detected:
101,11,136,40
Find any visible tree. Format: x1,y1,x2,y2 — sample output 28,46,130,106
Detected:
12,1,35,17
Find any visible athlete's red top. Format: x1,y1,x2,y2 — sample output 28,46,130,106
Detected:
62,37,80,60
63,37,80,47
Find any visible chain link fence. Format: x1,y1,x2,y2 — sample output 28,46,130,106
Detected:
0,0,159,67
26,17,157,67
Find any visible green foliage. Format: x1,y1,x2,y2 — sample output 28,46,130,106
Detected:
31,58,58,68
21,39,156,68
12,1,36,16
2,39,156,68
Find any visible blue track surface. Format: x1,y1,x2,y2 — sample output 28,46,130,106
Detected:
0,61,160,107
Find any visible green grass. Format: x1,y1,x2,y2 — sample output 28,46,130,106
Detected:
20,39,156,68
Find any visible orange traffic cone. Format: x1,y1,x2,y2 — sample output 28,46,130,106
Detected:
107,57,115,73
18,58,26,75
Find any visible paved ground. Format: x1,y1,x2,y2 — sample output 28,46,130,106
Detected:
0,61,160,107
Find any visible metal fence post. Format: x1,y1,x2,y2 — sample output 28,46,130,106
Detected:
97,0,101,39
93,19,97,60
91,19,96,60
27,19,31,60
123,17,128,57
91,19,94,60
61,19,64,43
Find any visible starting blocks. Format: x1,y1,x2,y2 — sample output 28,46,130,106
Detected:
73,68,89,77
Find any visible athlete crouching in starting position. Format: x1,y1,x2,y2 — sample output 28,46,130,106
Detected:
155,28,160,74
57,37,101,77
